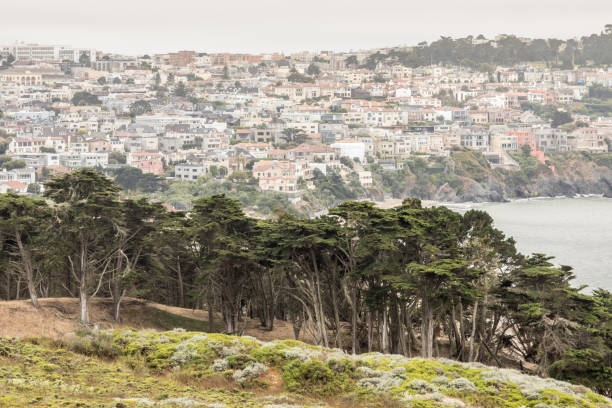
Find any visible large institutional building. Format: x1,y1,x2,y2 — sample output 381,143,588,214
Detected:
1,42,96,63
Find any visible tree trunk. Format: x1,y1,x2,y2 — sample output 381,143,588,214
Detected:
468,300,478,362
396,303,407,356
367,309,373,352
80,287,89,323
382,306,389,354
341,278,359,354
450,304,462,358
331,284,342,349
113,295,122,323
313,266,328,348
458,300,466,361
434,324,440,357
405,307,415,358
351,288,358,354
207,285,215,332
15,230,39,308
421,296,434,358
290,310,302,340
223,305,232,333
77,237,90,324
176,259,184,308
261,272,276,331
15,279,21,300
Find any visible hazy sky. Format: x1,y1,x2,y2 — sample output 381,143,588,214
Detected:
2,0,611,55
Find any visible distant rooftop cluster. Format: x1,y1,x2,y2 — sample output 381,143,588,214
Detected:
0,33,611,196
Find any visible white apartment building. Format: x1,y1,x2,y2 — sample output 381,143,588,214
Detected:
0,167,36,185
175,163,208,180
331,140,366,163
59,152,108,169
4,43,96,63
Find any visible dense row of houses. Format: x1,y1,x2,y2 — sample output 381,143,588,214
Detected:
0,41,610,195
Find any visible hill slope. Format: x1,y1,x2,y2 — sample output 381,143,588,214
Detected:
1,329,610,408
371,151,612,204
0,298,308,342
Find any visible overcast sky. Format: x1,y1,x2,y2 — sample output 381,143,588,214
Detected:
2,0,611,55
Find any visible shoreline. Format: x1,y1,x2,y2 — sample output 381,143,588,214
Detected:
372,193,609,210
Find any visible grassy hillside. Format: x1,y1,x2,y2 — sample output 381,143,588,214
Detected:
0,298,307,342
1,329,610,408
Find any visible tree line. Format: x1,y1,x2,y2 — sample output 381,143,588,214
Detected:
0,169,610,394
360,26,612,71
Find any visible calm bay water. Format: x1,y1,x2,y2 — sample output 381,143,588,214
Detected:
446,196,612,291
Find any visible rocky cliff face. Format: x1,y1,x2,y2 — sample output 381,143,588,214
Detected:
432,171,612,202
304,152,612,215
403,153,612,203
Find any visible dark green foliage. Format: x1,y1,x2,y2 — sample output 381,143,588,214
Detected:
339,156,354,169
71,91,101,106
173,81,189,97
108,151,127,164
139,307,216,331
361,27,612,70
1,159,26,170
589,84,612,99
151,177,295,215
0,139,9,155
79,52,90,66
306,63,321,76
226,354,256,369
287,69,315,83
549,348,612,395
305,169,362,208
109,166,165,193
282,360,352,395
551,110,573,128
0,167,609,395
129,100,153,116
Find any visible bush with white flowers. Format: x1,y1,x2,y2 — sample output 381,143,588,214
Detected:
447,377,476,391
356,366,406,393
233,362,268,385
210,358,230,372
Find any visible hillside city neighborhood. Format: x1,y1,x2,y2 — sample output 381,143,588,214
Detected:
1,2,612,403
0,39,611,201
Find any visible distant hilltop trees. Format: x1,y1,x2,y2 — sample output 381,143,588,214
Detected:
358,25,612,71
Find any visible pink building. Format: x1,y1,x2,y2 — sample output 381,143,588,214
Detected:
127,152,164,175
508,130,536,151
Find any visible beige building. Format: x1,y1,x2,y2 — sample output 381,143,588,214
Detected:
569,128,608,153
358,171,373,187
252,160,298,193
0,70,43,85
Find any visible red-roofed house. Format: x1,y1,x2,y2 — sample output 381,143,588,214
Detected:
252,160,298,193
288,143,335,162
0,181,27,194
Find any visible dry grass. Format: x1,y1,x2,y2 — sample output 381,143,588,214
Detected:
0,297,314,343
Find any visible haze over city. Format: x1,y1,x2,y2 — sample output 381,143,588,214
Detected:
1,2,612,406
2,0,612,54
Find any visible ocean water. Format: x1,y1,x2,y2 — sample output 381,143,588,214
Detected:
446,196,612,292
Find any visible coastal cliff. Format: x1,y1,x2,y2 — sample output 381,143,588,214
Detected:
370,150,612,204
